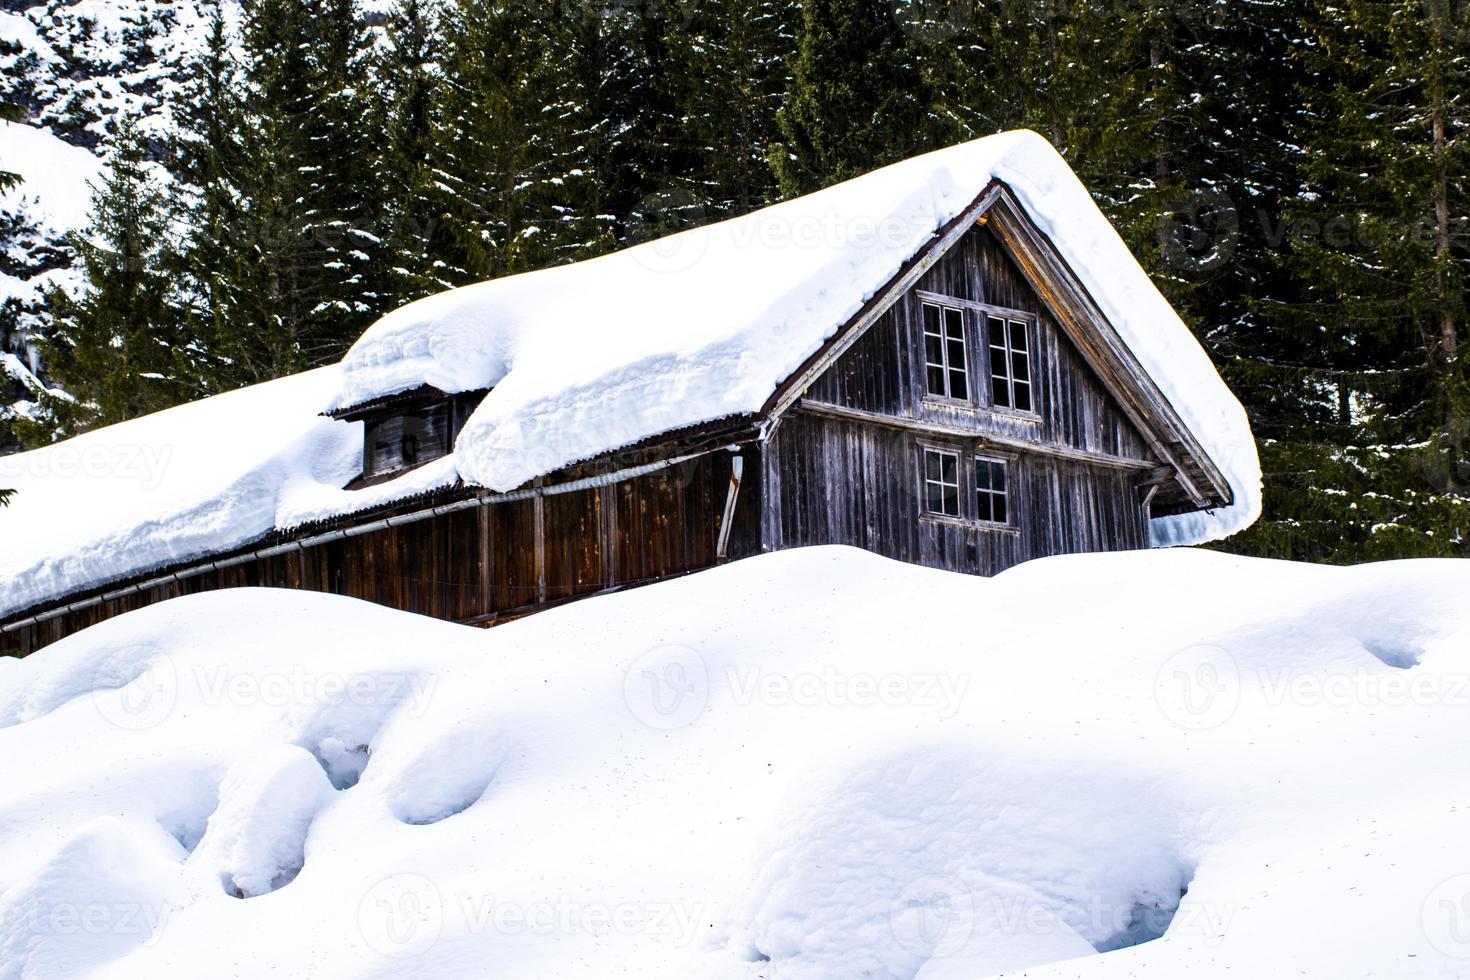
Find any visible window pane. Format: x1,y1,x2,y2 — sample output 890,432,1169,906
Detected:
1013,381,1031,413
988,316,1005,349
946,335,966,369
923,303,941,336
1009,320,1028,352
949,368,968,400
925,332,943,366
927,365,946,395
991,374,1010,408
927,481,945,514
1010,348,1030,385
992,494,1007,524
991,461,1006,493
976,492,992,522
975,459,991,490
944,306,964,338
941,483,959,516
925,450,942,481
940,452,958,484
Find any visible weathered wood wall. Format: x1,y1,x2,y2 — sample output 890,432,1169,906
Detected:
806,222,1155,462
763,412,1148,576
4,449,761,656
773,221,1156,575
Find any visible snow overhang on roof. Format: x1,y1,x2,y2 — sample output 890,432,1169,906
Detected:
0,130,1261,622
329,129,1259,542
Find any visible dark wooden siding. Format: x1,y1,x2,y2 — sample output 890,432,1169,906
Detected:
805,222,1154,462
763,411,1149,575
784,220,1156,576
4,448,761,656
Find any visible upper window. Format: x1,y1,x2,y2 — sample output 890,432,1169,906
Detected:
923,447,961,517
922,301,969,400
975,457,1008,524
987,315,1033,412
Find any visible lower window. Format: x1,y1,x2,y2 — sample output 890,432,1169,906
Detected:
923,448,961,517
975,457,1008,524
921,448,1011,526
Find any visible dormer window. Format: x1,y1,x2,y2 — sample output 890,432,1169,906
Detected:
329,386,489,489
364,402,450,479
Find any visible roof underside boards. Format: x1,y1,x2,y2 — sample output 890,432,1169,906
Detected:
0,131,1261,619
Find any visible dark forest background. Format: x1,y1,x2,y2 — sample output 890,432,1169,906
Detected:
2,0,1467,562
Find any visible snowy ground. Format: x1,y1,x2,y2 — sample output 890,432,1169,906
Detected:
2,545,1469,979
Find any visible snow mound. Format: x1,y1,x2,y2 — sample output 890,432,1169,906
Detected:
1,546,1467,979
190,745,334,899
331,129,1259,543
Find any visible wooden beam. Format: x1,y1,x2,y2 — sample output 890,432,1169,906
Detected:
984,189,1230,508
761,183,1004,423
796,399,1160,471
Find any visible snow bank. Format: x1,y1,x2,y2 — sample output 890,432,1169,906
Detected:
1,546,1467,979
332,130,1259,543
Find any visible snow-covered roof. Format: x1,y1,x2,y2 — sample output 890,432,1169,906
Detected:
0,130,1260,619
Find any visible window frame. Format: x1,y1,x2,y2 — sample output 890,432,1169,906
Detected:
920,445,963,519
914,291,1040,418
917,442,1019,531
984,311,1036,416
973,454,1011,527
919,299,972,403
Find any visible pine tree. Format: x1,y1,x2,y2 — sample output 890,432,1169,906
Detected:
181,0,380,388
0,98,19,505
431,0,609,281
40,117,189,431
1231,0,1470,561
170,3,242,395
373,0,450,303
670,0,795,219
772,0,968,195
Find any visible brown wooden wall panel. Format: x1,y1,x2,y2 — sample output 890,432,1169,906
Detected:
543,486,604,602
492,498,538,612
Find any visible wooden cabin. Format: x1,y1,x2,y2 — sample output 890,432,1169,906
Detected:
1,138,1253,656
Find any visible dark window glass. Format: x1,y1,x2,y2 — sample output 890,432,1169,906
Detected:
975,458,1009,525
923,448,961,517
986,316,1034,412
923,301,970,400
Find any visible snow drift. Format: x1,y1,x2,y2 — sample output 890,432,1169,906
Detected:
1,546,1467,979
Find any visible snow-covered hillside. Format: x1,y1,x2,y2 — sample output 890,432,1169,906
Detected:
2,546,1468,979
0,0,221,423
